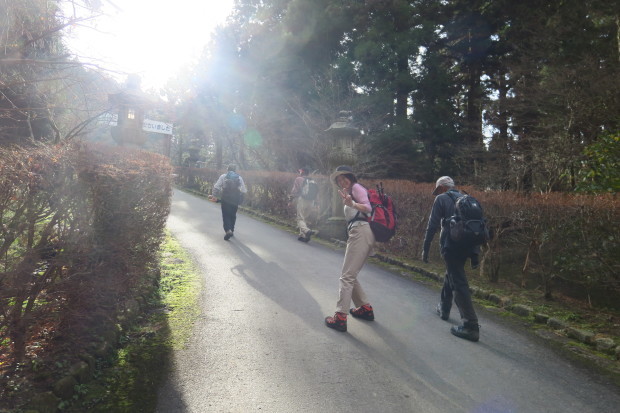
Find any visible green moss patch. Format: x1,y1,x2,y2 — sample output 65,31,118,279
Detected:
66,232,201,412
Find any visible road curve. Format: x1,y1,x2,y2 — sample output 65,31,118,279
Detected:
156,189,620,413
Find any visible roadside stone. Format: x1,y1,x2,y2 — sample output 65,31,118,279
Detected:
595,337,616,354
25,391,60,413
477,289,491,299
488,294,502,305
413,267,438,280
488,294,512,308
384,257,399,265
511,304,533,318
53,375,77,399
534,313,550,324
427,271,442,282
566,327,595,345
470,287,489,300
547,317,568,330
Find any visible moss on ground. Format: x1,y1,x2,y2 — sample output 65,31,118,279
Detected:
66,232,201,412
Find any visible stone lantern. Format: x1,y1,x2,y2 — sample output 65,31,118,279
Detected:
326,111,359,169
320,111,361,240
185,139,202,167
109,75,152,146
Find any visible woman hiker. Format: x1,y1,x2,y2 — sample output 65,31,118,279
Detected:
324,165,376,332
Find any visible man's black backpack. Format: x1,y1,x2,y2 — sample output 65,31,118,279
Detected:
222,171,241,203
446,192,489,246
300,177,318,201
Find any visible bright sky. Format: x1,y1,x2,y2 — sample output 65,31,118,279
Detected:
63,0,234,90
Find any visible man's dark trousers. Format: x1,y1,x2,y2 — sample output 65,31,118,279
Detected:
441,249,478,323
221,201,239,233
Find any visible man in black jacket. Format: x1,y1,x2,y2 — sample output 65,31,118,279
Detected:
422,176,480,342
210,165,248,241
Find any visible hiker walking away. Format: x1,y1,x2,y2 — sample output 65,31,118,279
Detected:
210,164,247,241
325,166,376,332
288,167,317,243
421,176,480,342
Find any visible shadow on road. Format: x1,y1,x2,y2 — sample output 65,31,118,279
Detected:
229,239,325,329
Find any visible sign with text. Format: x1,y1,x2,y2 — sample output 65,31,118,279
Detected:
142,119,173,135
97,114,173,135
98,113,118,124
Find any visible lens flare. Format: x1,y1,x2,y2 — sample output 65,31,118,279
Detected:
244,129,262,148
228,113,246,132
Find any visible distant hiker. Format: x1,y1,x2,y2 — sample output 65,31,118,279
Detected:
421,176,480,342
288,167,318,243
210,164,247,241
324,166,376,333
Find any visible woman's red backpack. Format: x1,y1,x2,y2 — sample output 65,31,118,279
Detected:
351,182,397,242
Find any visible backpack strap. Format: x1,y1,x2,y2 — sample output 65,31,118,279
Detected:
347,215,367,232
442,190,462,227
350,183,370,216
347,183,369,231
445,190,462,204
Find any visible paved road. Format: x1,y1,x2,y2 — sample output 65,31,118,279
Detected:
156,189,619,413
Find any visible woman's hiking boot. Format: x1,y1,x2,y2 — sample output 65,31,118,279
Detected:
450,322,480,342
325,312,347,332
350,304,374,321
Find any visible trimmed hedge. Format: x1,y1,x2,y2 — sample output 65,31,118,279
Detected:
176,166,619,309
0,143,171,405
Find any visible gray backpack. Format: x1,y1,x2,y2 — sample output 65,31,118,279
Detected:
300,177,318,200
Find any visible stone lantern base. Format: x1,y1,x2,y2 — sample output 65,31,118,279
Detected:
318,217,348,243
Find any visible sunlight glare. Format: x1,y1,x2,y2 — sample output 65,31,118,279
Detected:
64,0,234,90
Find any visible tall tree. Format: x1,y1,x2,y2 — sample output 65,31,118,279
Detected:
191,0,619,190
489,0,620,191
0,0,111,147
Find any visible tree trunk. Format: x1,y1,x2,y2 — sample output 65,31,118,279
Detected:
394,54,409,124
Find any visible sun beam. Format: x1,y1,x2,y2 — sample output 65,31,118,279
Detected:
63,0,234,90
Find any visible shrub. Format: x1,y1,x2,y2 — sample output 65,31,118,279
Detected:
0,142,172,395
175,167,620,308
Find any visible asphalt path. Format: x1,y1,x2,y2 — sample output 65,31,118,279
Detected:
156,189,620,413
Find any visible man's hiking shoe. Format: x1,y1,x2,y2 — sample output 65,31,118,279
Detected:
450,323,480,342
350,304,374,321
436,303,449,321
298,235,309,243
325,312,347,332
224,230,233,241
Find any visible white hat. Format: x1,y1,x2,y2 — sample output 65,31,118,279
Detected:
432,176,454,195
